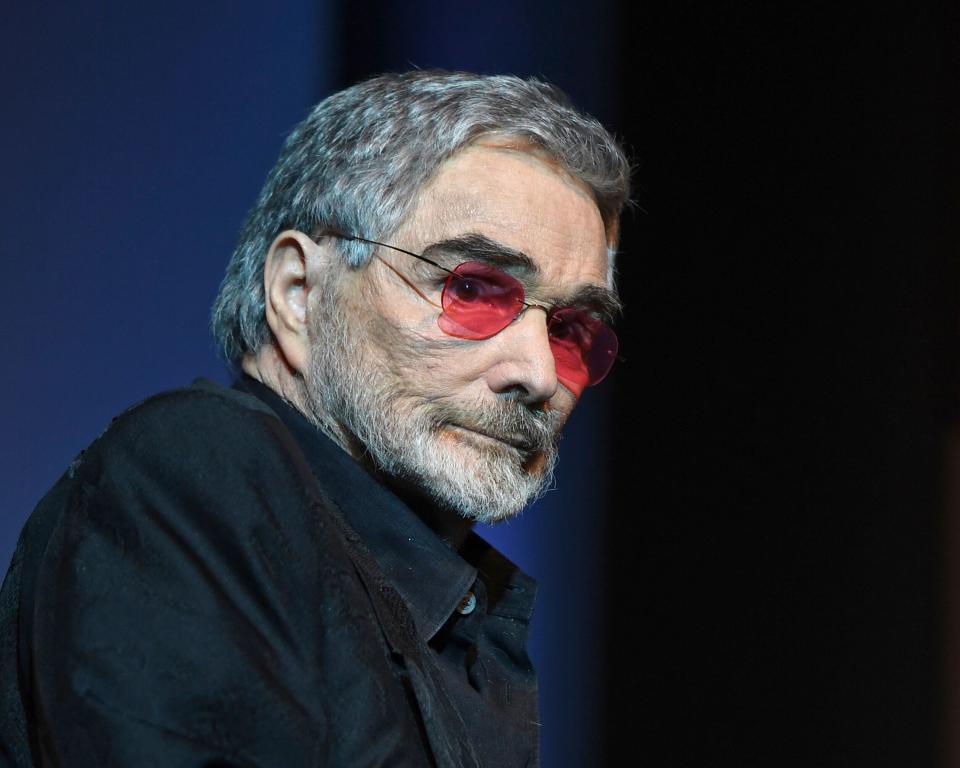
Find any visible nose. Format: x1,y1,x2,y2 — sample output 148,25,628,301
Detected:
484,306,559,404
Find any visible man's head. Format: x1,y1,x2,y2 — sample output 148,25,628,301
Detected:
211,71,630,522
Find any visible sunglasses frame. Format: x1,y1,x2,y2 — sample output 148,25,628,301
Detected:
318,230,620,388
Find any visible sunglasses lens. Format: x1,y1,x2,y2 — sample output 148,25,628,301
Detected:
438,261,525,340
548,307,619,392
435,261,619,392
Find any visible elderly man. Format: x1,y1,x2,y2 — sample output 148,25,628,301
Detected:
0,71,629,766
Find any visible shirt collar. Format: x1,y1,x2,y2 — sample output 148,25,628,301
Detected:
235,376,483,641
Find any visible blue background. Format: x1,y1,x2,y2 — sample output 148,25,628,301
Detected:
2,2,617,764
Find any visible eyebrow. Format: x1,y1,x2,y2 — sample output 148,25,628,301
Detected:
561,284,623,324
421,234,539,274
422,233,623,323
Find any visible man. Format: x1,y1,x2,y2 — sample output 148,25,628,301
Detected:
0,71,629,766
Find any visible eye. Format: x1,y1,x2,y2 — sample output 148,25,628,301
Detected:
449,273,500,304
446,261,525,315
549,314,570,338
549,313,581,340
549,309,595,347
456,277,481,301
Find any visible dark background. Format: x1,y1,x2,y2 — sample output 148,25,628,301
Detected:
609,4,957,766
3,2,957,766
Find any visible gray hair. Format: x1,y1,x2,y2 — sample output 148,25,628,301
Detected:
210,70,631,366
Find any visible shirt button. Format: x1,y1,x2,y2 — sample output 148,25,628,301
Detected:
456,591,477,615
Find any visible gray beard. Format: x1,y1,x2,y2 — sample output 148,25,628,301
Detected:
303,278,563,524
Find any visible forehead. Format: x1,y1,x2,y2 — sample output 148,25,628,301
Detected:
396,142,611,289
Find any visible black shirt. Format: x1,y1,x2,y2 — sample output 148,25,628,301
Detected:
0,378,541,766
238,377,541,767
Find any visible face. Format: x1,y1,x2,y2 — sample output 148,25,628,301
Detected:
305,142,613,522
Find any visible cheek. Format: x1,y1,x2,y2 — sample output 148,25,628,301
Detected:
374,331,488,397
416,347,490,388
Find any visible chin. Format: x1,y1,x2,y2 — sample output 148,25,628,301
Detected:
418,429,555,525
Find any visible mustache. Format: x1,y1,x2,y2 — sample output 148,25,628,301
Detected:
371,323,565,452
423,397,563,453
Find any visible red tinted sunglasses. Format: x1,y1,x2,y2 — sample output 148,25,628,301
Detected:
326,233,619,394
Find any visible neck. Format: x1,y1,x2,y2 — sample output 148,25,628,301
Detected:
243,348,474,550
242,346,355,451
241,347,309,413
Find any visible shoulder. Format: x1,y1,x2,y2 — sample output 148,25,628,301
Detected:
33,378,356,620
71,379,314,500
32,379,337,589
21,383,397,764
85,378,283,460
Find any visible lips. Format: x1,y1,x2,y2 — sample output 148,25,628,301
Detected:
448,423,538,453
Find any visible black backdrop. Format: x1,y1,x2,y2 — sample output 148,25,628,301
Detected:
606,2,957,766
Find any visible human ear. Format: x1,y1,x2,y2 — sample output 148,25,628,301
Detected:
262,230,325,375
